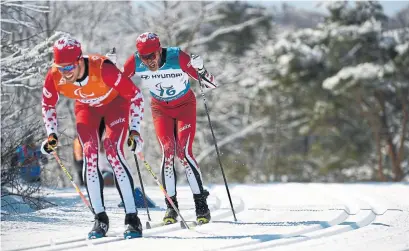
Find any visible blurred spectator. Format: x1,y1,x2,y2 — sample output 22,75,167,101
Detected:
11,135,47,183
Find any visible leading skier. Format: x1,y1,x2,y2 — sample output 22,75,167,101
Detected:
40,36,144,239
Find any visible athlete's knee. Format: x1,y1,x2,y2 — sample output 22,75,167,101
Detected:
176,144,195,162
80,141,100,183
103,138,114,153
161,140,175,157
175,144,184,159
82,140,98,158
103,137,123,156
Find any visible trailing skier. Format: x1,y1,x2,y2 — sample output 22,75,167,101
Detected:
119,32,217,225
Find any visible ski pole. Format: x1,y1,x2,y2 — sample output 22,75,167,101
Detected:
196,70,237,221
128,129,151,221
132,153,151,221
51,149,94,215
137,152,190,229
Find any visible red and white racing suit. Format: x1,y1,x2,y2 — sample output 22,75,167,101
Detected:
122,47,216,197
42,54,144,214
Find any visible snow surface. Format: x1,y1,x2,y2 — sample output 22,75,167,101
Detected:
2,183,409,251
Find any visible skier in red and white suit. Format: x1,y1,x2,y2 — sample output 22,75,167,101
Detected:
40,36,144,239
121,32,217,224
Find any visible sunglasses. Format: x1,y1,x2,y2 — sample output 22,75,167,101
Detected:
57,62,78,73
139,52,157,61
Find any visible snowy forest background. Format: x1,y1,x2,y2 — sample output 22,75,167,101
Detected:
1,0,409,200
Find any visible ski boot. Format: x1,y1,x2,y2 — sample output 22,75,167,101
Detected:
124,213,143,239
88,212,109,239
194,190,211,225
163,195,178,225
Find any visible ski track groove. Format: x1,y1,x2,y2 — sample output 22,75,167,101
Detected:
9,190,245,251
216,185,384,251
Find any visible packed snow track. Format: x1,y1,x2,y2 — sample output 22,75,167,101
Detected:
2,183,409,251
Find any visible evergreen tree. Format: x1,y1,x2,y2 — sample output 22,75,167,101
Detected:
267,1,408,181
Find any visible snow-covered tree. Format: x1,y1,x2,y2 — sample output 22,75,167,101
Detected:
267,1,408,181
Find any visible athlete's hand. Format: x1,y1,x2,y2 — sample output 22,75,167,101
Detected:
40,133,58,155
106,47,117,65
127,130,143,154
190,54,204,72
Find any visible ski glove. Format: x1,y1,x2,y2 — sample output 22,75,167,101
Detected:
127,130,143,154
106,47,117,65
191,54,217,89
190,54,204,73
40,133,58,155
